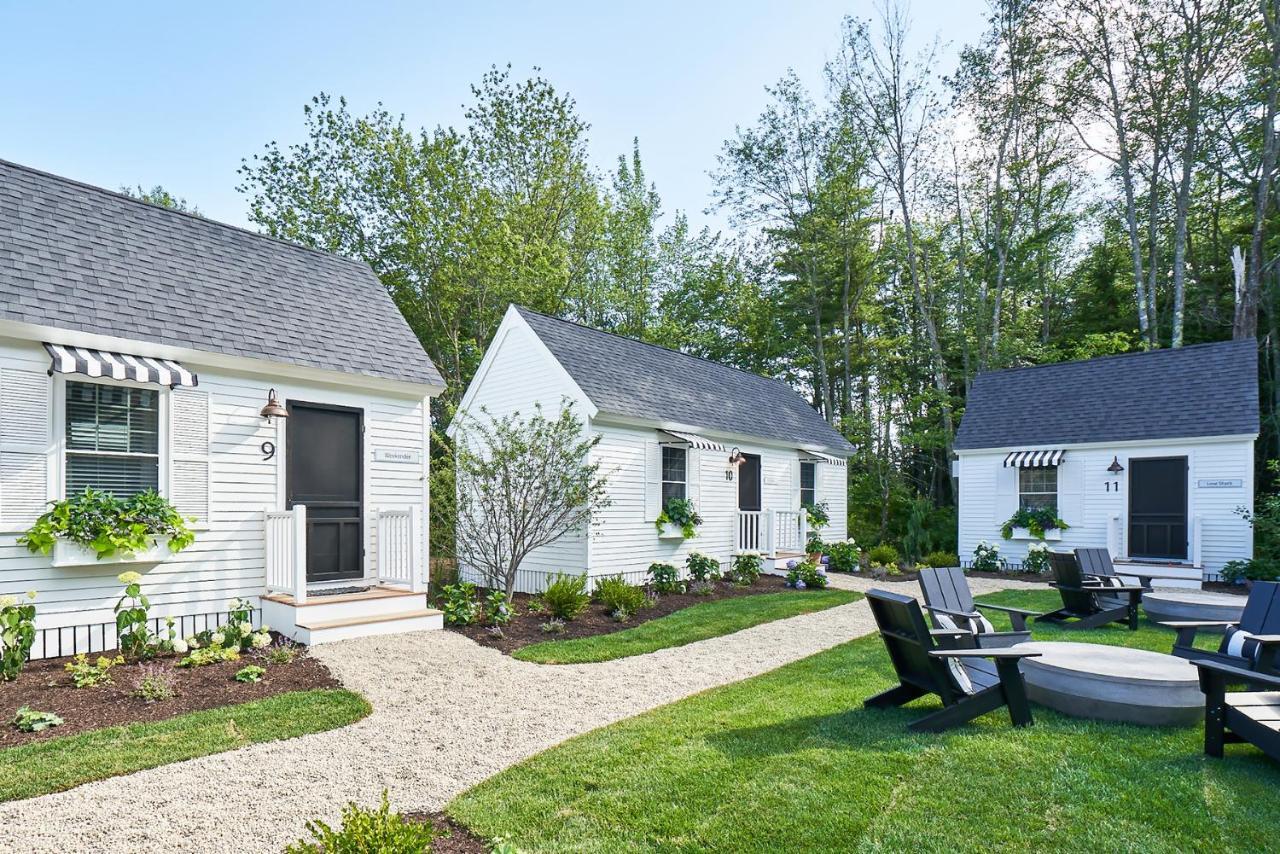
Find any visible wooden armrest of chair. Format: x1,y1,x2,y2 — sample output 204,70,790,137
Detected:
1193,659,1280,690
923,604,981,619
1250,635,1280,644
973,601,1041,617
1161,620,1236,629
931,648,1042,659
929,628,971,637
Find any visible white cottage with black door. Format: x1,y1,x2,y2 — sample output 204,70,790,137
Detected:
0,160,446,651
450,305,854,592
955,340,1258,587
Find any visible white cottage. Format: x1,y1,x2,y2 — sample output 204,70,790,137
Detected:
451,305,854,592
955,340,1259,587
0,160,447,651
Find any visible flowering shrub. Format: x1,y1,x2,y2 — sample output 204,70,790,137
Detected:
803,502,830,530
785,559,828,590
114,571,152,660
132,664,176,702
65,653,124,688
540,617,565,634
972,541,1003,573
689,580,715,596
19,488,195,559
826,539,860,573
0,591,37,681
438,583,479,626
483,590,512,626
727,553,762,586
685,552,721,583
258,638,303,665
805,533,826,555
647,562,682,594
1022,542,1051,574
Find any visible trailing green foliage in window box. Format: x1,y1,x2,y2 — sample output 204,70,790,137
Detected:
656,498,702,538
19,489,196,563
1000,506,1069,540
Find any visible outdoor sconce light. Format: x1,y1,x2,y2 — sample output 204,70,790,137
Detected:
726,447,745,481
1107,456,1124,475
259,388,288,422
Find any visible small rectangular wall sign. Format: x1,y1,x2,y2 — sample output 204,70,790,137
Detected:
1197,478,1242,488
374,448,421,465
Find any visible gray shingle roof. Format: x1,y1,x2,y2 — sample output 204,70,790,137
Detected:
515,306,855,454
0,159,442,387
954,339,1259,450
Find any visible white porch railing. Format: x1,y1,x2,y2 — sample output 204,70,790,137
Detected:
376,507,425,592
735,509,808,557
264,505,308,605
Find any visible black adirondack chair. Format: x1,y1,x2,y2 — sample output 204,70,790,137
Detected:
864,589,1040,732
1195,658,1280,764
1075,547,1153,591
1165,581,1280,677
1038,551,1144,631
917,567,1039,647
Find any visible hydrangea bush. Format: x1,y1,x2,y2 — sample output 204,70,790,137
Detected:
971,541,1003,573
1022,541,1051,574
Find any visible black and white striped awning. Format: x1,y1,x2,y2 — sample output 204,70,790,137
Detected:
800,450,848,467
44,343,198,387
659,429,724,451
1003,449,1064,468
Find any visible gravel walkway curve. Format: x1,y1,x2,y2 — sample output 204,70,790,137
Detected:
0,574,1041,853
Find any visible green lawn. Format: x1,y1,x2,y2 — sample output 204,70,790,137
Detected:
0,689,369,802
451,590,1279,852
513,589,862,664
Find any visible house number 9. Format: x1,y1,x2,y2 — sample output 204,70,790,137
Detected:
261,441,276,461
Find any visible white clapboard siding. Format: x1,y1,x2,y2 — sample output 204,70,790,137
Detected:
818,462,848,541
170,387,211,523
0,367,52,526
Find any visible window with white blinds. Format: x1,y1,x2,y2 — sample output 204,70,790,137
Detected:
64,380,160,498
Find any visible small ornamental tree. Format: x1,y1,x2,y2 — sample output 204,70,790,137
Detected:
454,402,610,598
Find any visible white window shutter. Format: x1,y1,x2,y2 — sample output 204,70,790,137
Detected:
994,463,1018,524
0,368,51,525
790,458,801,510
687,448,701,510
1056,459,1083,527
169,388,210,523
644,440,661,521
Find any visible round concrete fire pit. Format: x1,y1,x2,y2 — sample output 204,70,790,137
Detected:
1013,641,1201,727
1142,589,1245,632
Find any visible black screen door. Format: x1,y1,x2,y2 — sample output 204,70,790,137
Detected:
738,454,762,511
287,402,363,582
1128,456,1188,560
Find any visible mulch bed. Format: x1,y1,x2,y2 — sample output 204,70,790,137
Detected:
0,643,339,747
1202,581,1249,596
449,574,797,655
403,811,490,853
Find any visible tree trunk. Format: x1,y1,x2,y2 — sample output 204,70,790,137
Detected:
1241,0,1280,339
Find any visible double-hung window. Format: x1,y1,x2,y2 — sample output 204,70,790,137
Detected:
1018,466,1058,511
64,380,160,499
661,446,687,506
800,462,816,508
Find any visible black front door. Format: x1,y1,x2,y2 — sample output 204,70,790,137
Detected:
1129,456,1188,560
287,402,363,582
738,454,762,511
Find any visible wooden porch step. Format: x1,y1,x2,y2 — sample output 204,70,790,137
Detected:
296,608,443,631
262,586,424,607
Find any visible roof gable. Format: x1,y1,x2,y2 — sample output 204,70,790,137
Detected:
0,159,443,387
954,339,1259,450
514,306,854,454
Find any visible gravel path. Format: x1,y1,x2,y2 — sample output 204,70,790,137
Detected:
0,573,1043,853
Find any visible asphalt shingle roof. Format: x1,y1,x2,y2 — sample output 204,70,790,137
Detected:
0,159,442,387
515,306,855,454
954,339,1259,450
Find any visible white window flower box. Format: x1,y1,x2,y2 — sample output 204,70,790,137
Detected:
657,522,687,540
50,537,173,568
1010,527,1062,542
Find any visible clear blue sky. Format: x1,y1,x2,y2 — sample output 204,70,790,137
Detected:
1,1,986,233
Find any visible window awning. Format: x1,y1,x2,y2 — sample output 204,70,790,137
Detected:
800,450,848,467
1003,449,1064,468
44,343,199,388
659,430,724,451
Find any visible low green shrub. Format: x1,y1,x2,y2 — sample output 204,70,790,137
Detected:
726,553,762,586
178,645,240,668
286,791,433,854
685,552,721,583
64,653,124,688
825,540,860,573
805,533,826,554
131,664,176,703
867,544,899,567
1222,557,1280,583
483,590,513,626
543,573,590,620
235,665,266,683
258,638,303,666
13,706,62,733
438,582,479,626
595,575,646,614
647,562,682,594
540,618,565,634
0,592,37,681
923,550,959,569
